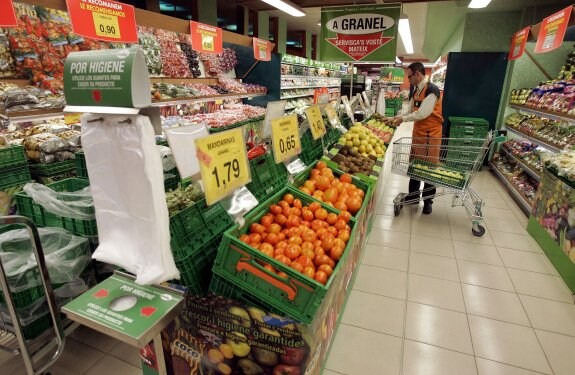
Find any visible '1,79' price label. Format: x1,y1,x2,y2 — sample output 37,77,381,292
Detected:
271,114,301,164
306,105,326,140
195,128,251,205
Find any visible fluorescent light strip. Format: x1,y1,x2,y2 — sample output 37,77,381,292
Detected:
399,18,414,54
261,0,306,17
468,0,492,9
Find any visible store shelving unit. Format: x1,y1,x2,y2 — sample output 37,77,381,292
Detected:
499,147,541,181
504,127,563,153
490,161,533,214
509,104,575,122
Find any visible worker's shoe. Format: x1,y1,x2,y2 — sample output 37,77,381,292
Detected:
422,202,433,215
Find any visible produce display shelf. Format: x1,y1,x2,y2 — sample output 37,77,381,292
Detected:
282,75,342,80
499,147,541,182
149,92,265,107
280,93,314,100
281,85,341,90
504,127,562,153
490,162,532,215
281,62,341,72
2,108,65,122
509,104,575,123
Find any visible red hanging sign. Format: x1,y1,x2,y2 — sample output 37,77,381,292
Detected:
0,1,18,27
535,6,573,54
253,38,272,61
65,0,138,43
314,87,329,104
190,21,223,54
508,26,530,60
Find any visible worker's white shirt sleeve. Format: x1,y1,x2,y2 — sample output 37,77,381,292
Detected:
402,93,438,122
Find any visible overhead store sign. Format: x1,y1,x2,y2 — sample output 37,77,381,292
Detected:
0,1,18,27
534,6,573,54
508,27,530,60
66,0,138,43
253,37,272,61
320,4,400,62
190,21,223,54
381,67,404,83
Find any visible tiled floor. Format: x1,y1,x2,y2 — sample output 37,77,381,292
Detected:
2,123,575,375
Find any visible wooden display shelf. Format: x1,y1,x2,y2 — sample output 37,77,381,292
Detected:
2,108,65,122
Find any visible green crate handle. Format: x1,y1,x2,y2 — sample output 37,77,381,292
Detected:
236,258,297,300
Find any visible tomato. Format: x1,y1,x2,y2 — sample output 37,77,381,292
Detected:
340,173,353,183
283,194,295,205
291,262,304,273
311,220,324,232
274,247,285,257
301,249,315,261
318,264,334,276
290,207,302,217
303,266,315,279
308,202,321,212
316,161,327,170
288,236,303,246
310,169,320,178
315,176,330,191
285,244,302,260
329,245,344,261
347,197,362,214
338,211,352,223
314,208,328,220
337,193,349,205
283,206,292,216
338,230,350,242
313,239,323,249
303,180,316,193
249,233,262,244
315,228,327,238
334,219,347,231
286,215,301,229
326,226,338,237
301,241,314,252
260,243,274,257
326,213,338,225
314,254,332,267
274,214,287,226
269,223,282,234
314,247,325,257
299,187,311,195
278,200,290,209
321,235,335,251
335,182,346,194
296,255,313,268
275,254,292,266
277,232,286,241
334,238,346,249
312,190,324,201
276,240,288,249
321,168,334,180
314,270,328,285
323,188,339,203
260,215,273,228
252,243,260,250
263,264,276,273
265,233,279,246
293,199,303,209
270,204,283,215
301,221,310,228
302,209,314,222
239,234,251,244
327,257,336,268
302,229,316,243
250,223,266,234
277,272,288,279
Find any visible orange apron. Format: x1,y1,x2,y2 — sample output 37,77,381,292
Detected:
411,83,443,164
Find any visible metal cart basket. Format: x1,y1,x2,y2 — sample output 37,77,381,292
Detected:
391,131,497,236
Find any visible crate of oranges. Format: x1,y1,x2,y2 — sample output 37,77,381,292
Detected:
212,187,357,323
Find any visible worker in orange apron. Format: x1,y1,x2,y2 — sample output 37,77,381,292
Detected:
392,62,444,214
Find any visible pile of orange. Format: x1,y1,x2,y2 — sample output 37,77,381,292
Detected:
239,193,353,285
298,161,364,215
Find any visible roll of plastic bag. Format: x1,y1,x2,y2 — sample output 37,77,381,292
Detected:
81,114,179,285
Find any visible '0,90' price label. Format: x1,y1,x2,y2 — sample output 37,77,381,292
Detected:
306,105,326,140
271,114,301,164
93,12,121,39
195,128,251,205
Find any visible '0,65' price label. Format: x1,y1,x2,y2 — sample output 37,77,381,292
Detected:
306,105,326,140
195,128,251,205
271,114,301,164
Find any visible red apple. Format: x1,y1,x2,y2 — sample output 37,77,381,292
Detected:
280,347,306,365
273,364,301,375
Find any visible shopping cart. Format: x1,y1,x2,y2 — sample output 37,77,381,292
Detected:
391,131,499,237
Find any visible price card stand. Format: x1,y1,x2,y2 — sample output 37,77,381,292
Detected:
270,114,306,182
62,272,184,375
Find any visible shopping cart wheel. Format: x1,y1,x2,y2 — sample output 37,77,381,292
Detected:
472,225,486,237
394,203,401,216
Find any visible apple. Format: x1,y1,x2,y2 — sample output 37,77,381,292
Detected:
280,347,306,366
273,364,301,375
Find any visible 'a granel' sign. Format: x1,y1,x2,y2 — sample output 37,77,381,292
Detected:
320,4,400,62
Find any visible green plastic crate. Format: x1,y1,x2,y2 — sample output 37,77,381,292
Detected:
75,151,88,179
0,285,45,309
0,145,27,170
15,178,97,236
408,160,468,189
29,160,76,184
449,116,489,127
324,127,342,149
163,167,180,192
300,129,324,166
169,198,233,261
212,186,357,323
173,236,222,295
0,166,32,191
245,152,288,202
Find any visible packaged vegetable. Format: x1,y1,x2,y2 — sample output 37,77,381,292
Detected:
23,132,71,154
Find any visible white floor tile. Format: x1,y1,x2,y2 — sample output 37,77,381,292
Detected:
410,233,454,258
69,325,119,353
482,206,518,220
85,354,141,375
48,338,106,375
353,264,407,300
367,227,411,250
405,302,474,354
458,260,515,292
447,212,472,227
485,217,528,235
490,232,542,253
462,284,530,326
476,358,546,375
498,248,558,275
378,203,410,217
325,324,402,375
535,330,575,375
411,220,452,239
519,295,575,337
450,225,495,246
402,340,478,375
508,269,573,303
323,370,345,375
408,273,465,312
409,252,460,282
468,316,552,374
361,244,409,272
453,241,503,266
341,290,405,337
109,341,142,369
372,214,411,233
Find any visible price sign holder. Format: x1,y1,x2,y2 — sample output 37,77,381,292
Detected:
190,21,223,54
165,124,209,180
263,100,287,139
285,158,307,181
534,6,573,54
342,96,355,122
195,128,251,206
306,105,327,140
253,37,272,61
271,114,301,164
219,186,258,227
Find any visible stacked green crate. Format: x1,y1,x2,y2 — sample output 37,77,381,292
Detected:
0,145,32,223
448,117,489,163
245,152,288,202
28,159,76,184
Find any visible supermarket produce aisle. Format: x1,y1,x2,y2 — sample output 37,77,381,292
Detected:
323,123,575,375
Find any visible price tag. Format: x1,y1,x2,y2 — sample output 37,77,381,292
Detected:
195,128,251,205
253,38,272,61
190,21,223,54
534,6,572,54
306,105,326,140
66,0,138,43
271,114,301,164
0,1,17,27
263,100,287,138
508,27,530,60
64,113,82,125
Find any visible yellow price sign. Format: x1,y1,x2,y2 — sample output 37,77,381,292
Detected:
202,34,215,51
64,113,82,125
306,105,326,140
93,12,121,40
195,128,251,205
271,114,301,164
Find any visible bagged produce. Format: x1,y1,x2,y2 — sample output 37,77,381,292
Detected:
23,182,94,220
0,34,15,78
82,114,179,284
23,132,71,154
